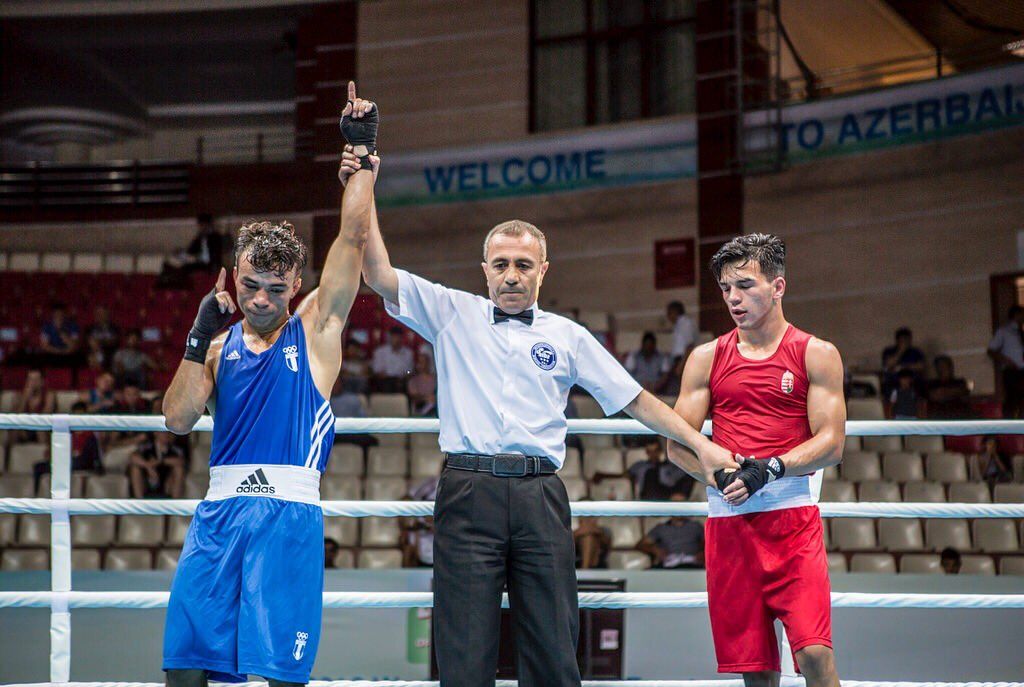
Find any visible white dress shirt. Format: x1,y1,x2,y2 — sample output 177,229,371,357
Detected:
386,270,642,467
372,344,414,377
671,315,699,358
989,322,1024,369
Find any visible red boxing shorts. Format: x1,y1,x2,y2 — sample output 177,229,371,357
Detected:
705,504,832,674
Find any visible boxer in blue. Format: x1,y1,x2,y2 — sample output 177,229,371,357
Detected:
160,82,378,686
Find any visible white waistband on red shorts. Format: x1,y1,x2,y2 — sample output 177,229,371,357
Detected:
206,464,321,505
706,471,823,517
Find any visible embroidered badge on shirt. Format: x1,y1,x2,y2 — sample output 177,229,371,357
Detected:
531,342,557,371
781,370,795,394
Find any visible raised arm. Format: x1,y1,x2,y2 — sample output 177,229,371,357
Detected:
340,146,398,303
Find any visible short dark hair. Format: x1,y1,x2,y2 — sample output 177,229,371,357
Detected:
667,301,684,315
389,326,404,336
1009,305,1024,319
234,220,307,278
934,354,953,368
709,233,786,282
642,331,656,345
895,327,912,339
940,547,961,562
71,401,87,413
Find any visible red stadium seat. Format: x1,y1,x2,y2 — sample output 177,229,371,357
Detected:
45,368,74,390
1,366,30,390
944,435,984,454
997,435,1024,455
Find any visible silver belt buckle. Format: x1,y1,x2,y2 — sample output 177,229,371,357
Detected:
492,454,528,477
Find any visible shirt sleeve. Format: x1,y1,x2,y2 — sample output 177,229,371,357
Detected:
384,270,459,343
989,328,1006,353
574,328,643,415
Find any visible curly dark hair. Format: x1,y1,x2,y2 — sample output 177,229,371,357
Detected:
709,233,786,282
234,220,307,278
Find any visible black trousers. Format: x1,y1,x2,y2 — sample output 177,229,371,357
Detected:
1003,368,1024,418
433,467,581,687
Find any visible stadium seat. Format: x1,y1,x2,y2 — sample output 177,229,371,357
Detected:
54,390,80,413
192,431,213,449
321,476,361,501
579,434,616,451
972,519,1019,553
0,476,35,498
623,448,646,467
36,474,86,499
904,436,945,453
357,548,402,569
831,519,877,551
72,253,103,272
330,549,355,569
588,478,632,501
926,453,968,483
572,395,604,419
364,477,407,501
599,517,643,549
0,514,16,546
0,389,21,412
2,549,48,571
41,253,72,271
9,253,40,272
843,436,862,452
925,519,971,551
368,393,408,417
105,254,134,273
409,449,444,478
583,448,625,479
996,435,1024,455
688,484,708,502
994,484,1024,503
607,551,652,570
8,443,48,473
577,310,609,332
410,431,440,449
18,514,51,545
560,448,582,477
948,482,991,504
189,446,211,474
71,515,116,546
327,445,365,475
324,517,360,547
118,515,166,545
841,452,881,482
999,557,1024,575
899,554,942,574
849,373,881,397
85,475,130,499
821,465,839,481
105,549,153,570
135,254,165,274
882,452,924,482
858,481,901,502
102,445,137,473
820,481,856,503
1014,455,1024,483
850,553,896,573
71,549,102,570
959,555,996,575
184,474,210,499
878,519,924,552
846,399,884,420
826,552,847,573
903,481,946,503
944,436,984,454
367,447,409,476
165,516,192,546
562,477,588,501
155,549,180,570
862,436,903,452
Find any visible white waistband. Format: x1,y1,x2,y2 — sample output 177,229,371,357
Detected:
706,473,820,517
207,464,321,505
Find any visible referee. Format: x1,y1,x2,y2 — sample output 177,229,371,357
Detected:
341,153,736,687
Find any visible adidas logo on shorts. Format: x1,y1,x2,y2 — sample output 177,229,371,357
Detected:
236,468,276,494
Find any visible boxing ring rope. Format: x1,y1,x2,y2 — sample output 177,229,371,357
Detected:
1,415,1022,687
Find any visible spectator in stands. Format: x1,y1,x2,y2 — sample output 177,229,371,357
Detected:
636,494,705,569
940,547,962,574
38,302,80,361
371,326,414,392
159,213,226,287
407,352,437,416
111,384,150,447
888,369,922,420
881,327,925,394
925,355,971,418
625,332,671,392
128,431,186,499
85,305,120,360
14,368,55,443
341,338,370,394
324,538,341,569
667,301,698,364
988,305,1024,418
84,335,107,371
970,436,1013,487
329,373,377,449
402,476,438,567
32,401,102,492
112,330,158,389
83,371,117,414
624,439,694,500
573,500,611,569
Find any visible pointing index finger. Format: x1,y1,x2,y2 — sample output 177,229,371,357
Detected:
348,80,357,102
215,267,226,292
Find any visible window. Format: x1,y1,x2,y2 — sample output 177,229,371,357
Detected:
530,0,696,132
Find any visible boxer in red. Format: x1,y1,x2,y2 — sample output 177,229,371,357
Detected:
668,233,845,687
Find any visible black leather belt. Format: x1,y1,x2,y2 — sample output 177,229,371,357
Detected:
444,453,558,477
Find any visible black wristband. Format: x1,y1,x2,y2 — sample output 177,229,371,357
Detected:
184,329,210,364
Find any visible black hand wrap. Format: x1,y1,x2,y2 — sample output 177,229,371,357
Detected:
735,456,786,497
713,468,739,492
183,288,233,364
339,102,379,170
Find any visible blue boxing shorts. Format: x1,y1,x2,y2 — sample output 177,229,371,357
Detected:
163,465,324,683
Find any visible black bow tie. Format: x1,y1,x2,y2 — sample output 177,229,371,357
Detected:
493,307,534,326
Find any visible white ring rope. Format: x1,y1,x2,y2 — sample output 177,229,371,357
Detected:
1,591,1023,610
0,498,1022,519
5,682,1024,687
1,414,1023,436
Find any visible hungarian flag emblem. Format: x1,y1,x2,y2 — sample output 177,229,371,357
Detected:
781,370,795,394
